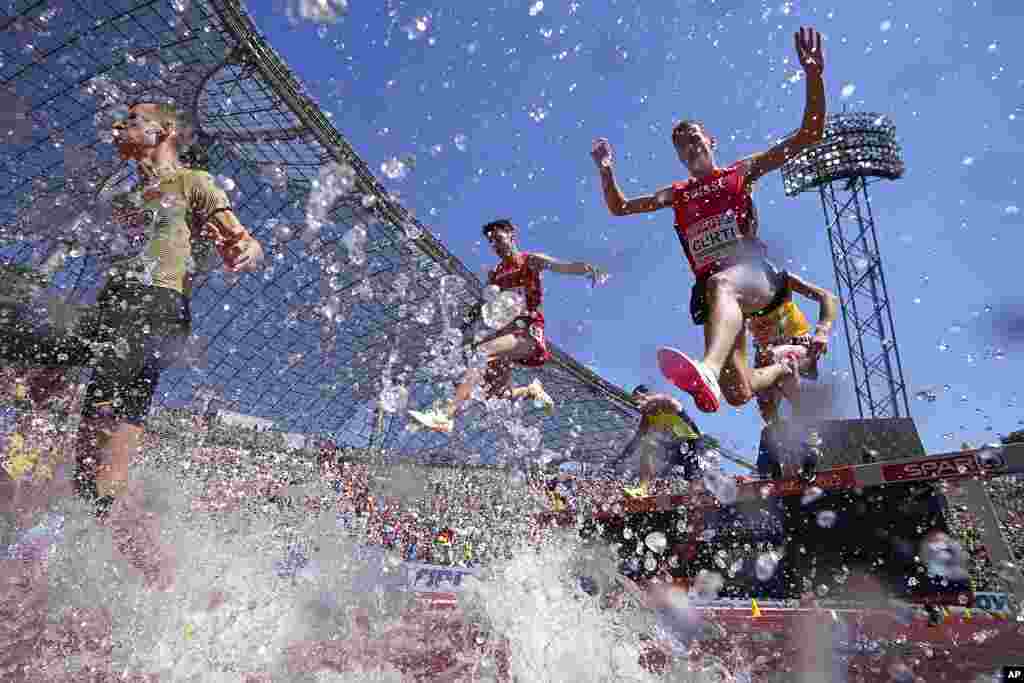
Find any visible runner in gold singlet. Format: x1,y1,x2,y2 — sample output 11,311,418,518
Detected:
614,385,702,498
0,101,264,590
746,271,838,425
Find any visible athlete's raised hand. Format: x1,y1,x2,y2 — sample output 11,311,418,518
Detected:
591,138,614,169
795,26,824,77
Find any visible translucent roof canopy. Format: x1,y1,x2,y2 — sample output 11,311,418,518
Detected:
0,0,641,468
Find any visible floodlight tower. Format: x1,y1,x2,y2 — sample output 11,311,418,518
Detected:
781,112,910,419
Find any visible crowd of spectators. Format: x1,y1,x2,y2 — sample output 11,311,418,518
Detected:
4,389,1024,594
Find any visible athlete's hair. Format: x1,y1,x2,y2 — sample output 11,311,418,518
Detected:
482,218,515,238
671,119,717,150
631,384,650,396
127,100,196,151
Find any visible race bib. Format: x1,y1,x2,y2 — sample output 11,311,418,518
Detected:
687,211,741,271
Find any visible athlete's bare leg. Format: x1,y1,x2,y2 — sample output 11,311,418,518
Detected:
702,273,750,376
75,417,175,590
664,262,798,411
76,417,141,499
717,327,796,408
447,333,536,418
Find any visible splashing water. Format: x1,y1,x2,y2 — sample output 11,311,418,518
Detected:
702,469,737,506
379,384,409,414
461,532,665,682
286,0,349,24
482,290,526,329
921,531,968,581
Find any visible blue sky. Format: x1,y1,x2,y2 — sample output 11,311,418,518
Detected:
249,0,1023,463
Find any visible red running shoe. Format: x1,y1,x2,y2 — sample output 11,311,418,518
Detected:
657,347,722,413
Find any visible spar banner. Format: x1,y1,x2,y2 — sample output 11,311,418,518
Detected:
405,562,481,593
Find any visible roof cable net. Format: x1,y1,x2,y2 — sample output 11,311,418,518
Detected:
0,0,640,468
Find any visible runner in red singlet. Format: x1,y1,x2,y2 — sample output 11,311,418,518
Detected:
408,219,603,433
590,27,826,413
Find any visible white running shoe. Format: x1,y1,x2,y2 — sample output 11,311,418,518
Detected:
407,408,454,434
529,379,555,415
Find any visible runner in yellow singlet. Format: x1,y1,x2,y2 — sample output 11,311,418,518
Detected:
746,271,838,425
614,385,702,498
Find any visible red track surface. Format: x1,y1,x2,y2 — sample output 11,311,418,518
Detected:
636,606,1024,681
539,444,1024,679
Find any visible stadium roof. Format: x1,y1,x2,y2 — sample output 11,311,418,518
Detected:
0,0,642,468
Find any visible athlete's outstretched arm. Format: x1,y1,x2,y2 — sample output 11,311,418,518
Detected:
206,208,264,273
787,272,838,357
190,175,265,272
591,138,673,216
528,253,606,286
743,27,826,183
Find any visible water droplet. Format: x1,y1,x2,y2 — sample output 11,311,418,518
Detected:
482,291,526,329
379,385,409,413
702,470,737,505
453,133,468,152
816,510,837,528
755,552,779,581
922,531,968,580
380,157,408,180
691,570,724,603
290,0,349,24
840,83,856,99
800,487,824,505
645,531,668,554
997,560,1021,587
528,1,544,17
414,302,435,325
880,19,892,32
215,175,236,192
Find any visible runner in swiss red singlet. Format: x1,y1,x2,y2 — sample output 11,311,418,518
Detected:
590,27,827,413
408,219,604,433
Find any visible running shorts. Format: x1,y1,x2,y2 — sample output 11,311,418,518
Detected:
0,276,191,426
481,314,551,394
689,259,786,326
613,431,702,482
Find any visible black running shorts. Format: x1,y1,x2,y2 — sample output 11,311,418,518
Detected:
690,259,786,326
0,277,191,426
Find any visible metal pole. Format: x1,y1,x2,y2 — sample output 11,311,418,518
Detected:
861,180,912,418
